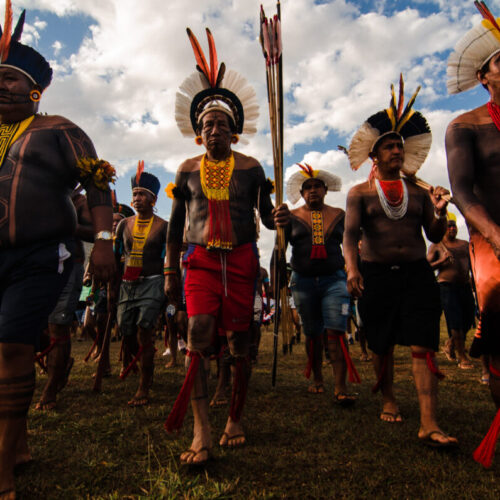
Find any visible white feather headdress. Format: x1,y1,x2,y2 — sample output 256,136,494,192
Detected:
175,28,259,141
447,2,500,94
286,163,342,205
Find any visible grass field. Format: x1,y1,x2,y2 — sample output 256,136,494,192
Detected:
18,322,500,499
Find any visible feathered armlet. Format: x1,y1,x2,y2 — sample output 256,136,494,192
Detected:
263,178,275,195
76,158,116,191
165,182,183,200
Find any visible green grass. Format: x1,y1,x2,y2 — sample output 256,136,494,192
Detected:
19,321,500,499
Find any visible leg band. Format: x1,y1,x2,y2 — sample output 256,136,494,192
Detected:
412,351,445,380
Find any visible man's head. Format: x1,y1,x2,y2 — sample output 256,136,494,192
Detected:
477,51,500,93
300,178,327,209
198,110,235,159
132,188,156,214
369,133,404,175
0,67,39,122
446,219,457,240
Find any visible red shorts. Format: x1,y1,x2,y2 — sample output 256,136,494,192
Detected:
183,243,259,332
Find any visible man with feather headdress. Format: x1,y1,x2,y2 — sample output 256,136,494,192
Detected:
445,1,500,467
343,76,457,447
164,28,288,465
285,163,360,404
0,2,115,496
114,164,167,407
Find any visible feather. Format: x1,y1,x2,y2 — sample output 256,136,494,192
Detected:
296,163,313,177
397,86,421,131
0,0,13,62
206,28,218,88
111,189,117,208
12,9,24,42
215,62,225,88
387,84,397,129
276,18,282,60
135,160,144,186
476,2,500,32
262,17,271,66
186,28,211,85
397,73,405,119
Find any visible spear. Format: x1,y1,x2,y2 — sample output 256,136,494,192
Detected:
260,2,289,385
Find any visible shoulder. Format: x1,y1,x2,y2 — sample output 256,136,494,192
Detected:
29,114,81,132
233,151,262,170
457,238,469,247
177,155,203,173
154,215,168,228
325,205,344,218
405,180,428,197
347,181,371,198
447,105,489,130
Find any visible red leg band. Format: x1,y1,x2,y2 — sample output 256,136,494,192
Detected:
164,351,201,433
412,351,445,380
490,364,500,378
329,333,361,384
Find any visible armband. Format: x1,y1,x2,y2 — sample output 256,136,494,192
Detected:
76,157,116,191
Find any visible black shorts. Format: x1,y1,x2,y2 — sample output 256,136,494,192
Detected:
439,282,475,334
358,259,441,356
0,240,73,348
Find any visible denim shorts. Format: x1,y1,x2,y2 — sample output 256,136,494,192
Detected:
290,270,350,337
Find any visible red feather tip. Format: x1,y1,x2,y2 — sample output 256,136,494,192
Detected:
135,160,144,185
297,163,314,177
0,0,13,63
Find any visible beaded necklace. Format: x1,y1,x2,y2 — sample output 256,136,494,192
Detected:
200,153,235,250
310,210,327,259
375,178,408,220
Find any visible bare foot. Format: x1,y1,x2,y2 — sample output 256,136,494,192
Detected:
308,383,324,394
220,419,246,447
35,399,56,411
127,388,149,407
164,360,176,368
0,488,15,500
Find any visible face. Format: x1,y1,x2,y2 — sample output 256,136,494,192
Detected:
478,52,500,92
0,67,37,121
132,189,155,212
112,213,124,233
446,222,457,239
200,111,233,157
300,178,327,208
372,135,404,173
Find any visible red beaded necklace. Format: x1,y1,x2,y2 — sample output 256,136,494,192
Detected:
378,179,404,206
487,101,500,131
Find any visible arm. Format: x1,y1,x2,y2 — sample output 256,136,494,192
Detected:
343,188,363,297
165,173,186,301
446,123,500,257
422,186,448,243
427,243,449,270
255,167,290,229
74,194,94,242
59,124,115,281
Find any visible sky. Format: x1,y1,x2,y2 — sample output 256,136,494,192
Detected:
12,0,497,264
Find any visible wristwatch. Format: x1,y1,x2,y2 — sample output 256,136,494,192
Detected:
95,230,113,241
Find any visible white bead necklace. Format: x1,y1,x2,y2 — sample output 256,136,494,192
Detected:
375,178,408,220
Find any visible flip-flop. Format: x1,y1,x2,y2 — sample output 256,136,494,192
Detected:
380,411,403,423
209,398,228,408
308,384,325,394
180,447,211,466
419,430,458,448
127,397,149,407
334,392,357,407
219,432,246,448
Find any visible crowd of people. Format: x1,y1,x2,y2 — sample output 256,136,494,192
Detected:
0,0,500,497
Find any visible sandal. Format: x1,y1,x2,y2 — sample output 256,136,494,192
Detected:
334,392,357,407
419,429,458,448
180,447,211,465
219,431,246,448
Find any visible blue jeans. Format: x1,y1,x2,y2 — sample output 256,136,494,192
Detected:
290,270,350,337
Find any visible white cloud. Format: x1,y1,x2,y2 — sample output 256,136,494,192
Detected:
13,0,489,260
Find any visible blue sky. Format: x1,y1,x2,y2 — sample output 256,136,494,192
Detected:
13,0,498,261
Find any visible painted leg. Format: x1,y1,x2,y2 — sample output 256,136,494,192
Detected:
210,346,231,408
412,347,457,446
0,344,35,499
373,349,401,422
220,330,251,448
128,327,154,407
36,324,72,411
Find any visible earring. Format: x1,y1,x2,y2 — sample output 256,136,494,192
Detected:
195,136,203,145
231,134,239,144
29,89,41,102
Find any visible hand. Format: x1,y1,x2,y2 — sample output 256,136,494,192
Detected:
88,240,116,282
347,270,364,298
272,203,290,227
429,185,449,216
164,274,180,305
489,228,500,260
